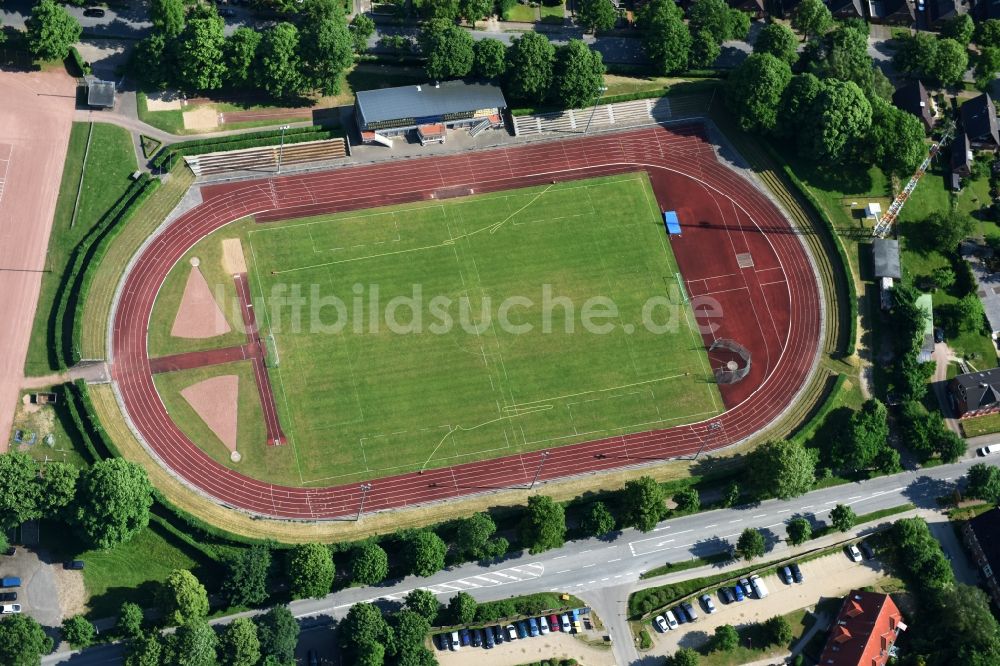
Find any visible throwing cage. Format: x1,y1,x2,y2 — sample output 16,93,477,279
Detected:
708,338,751,384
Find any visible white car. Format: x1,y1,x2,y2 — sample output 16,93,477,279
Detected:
848,544,863,562
0,604,20,614
560,614,571,632
538,616,549,634
654,615,669,632
664,610,679,630
978,445,996,456
450,631,460,651
506,624,517,641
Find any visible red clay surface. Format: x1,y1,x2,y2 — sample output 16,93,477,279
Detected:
148,344,258,374
111,124,821,519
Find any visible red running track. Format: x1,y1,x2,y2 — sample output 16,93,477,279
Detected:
111,124,821,519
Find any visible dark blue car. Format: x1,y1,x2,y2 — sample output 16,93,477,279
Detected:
516,621,528,639
528,617,539,637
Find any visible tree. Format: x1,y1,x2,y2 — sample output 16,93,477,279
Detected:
786,517,812,545
801,79,872,162
170,620,217,666
25,0,82,61
763,615,793,645
638,0,691,75
713,624,739,652
151,0,185,36
520,494,566,553
966,463,1000,503
620,475,667,532
351,541,389,585
117,602,144,639
977,19,1000,48
777,72,822,137
160,569,209,627
551,40,606,108
577,0,617,33
746,439,815,500
893,32,938,78
834,398,890,471
672,487,700,513
926,211,975,251
448,591,478,624
791,0,832,39
931,38,970,86
255,606,300,665
300,17,354,95
72,458,153,550
287,542,334,599
341,603,391,656
937,428,966,463
975,47,1000,90
219,617,260,666
257,23,305,100
403,530,446,577
688,29,721,68
504,32,556,102
414,0,461,20
0,613,54,666
222,544,271,608
404,588,441,623
687,0,748,43
419,19,474,81
0,452,40,530
125,632,163,666
61,615,95,649
665,647,700,666
817,26,874,92
755,23,798,64
868,96,927,176
582,500,616,536
460,0,494,23
391,610,431,657
941,14,974,45
474,38,507,79
454,512,497,559
177,11,226,91
830,504,856,532
133,33,172,89
736,527,766,560
357,640,385,666
349,14,375,53
726,53,792,134
722,481,741,507
223,28,261,89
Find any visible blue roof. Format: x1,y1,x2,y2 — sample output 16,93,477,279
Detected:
664,211,681,235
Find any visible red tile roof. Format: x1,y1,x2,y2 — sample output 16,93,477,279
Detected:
818,590,903,666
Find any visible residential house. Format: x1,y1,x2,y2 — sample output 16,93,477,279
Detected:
728,0,766,16
873,238,901,310
952,132,973,182
818,590,905,666
827,0,865,18
960,240,1000,336
963,507,1000,606
871,0,916,23
949,368,1000,417
926,0,969,29
891,80,934,132
960,93,1000,151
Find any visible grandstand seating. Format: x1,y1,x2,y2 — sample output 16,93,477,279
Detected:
184,138,348,177
512,96,707,137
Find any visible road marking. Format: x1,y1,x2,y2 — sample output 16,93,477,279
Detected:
553,555,567,560
766,523,783,528
801,505,813,509
609,558,622,562
583,563,596,568
656,539,675,547
705,524,718,528
581,549,591,554
601,578,609,581
557,569,571,574
729,519,742,523
777,509,790,513
753,514,766,518
849,495,863,500
673,529,694,535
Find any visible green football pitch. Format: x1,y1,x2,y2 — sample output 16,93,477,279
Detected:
239,173,722,485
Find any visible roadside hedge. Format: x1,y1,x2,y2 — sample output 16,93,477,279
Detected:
150,126,344,170
65,46,90,76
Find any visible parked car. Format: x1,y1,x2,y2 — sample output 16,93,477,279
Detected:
0,593,15,602
492,625,504,644
719,586,733,604
516,621,528,639
739,577,753,598
560,613,571,632
83,7,106,17
664,610,679,630
538,616,549,634
459,629,470,646
654,615,668,632
700,594,717,614
0,577,20,588
750,574,769,598
681,600,698,621
0,604,20,614
470,629,482,647
732,584,745,602
434,634,448,650
790,563,804,583
450,631,460,651
483,627,494,649
64,560,85,570
847,544,863,563
934,327,945,343
859,541,875,560
979,445,996,456
506,624,518,641
549,614,561,631
528,617,539,637
781,566,794,585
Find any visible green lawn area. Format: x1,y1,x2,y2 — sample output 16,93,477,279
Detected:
697,608,810,666
152,361,294,485
960,412,1000,437
136,92,185,135
503,2,537,21
24,122,137,375
198,173,722,486
539,0,565,21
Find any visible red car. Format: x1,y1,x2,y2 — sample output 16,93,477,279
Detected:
549,614,561,631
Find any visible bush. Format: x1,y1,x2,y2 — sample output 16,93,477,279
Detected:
638,628,652,649
66,46,90,76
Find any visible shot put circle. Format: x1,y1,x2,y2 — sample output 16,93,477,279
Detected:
230,451,242,462
190,257,200,267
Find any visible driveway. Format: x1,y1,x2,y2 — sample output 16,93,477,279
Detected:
645,549,888,655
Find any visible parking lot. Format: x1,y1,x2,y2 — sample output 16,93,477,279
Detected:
647,548,889,655
1,547,64,628
434,630,616,666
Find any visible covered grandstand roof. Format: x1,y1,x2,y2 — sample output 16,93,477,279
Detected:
355,80,507,124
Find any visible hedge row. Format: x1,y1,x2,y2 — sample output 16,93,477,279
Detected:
53,174,155,368
66,47,90,77
516,661,579,666
472,593,579,625
765,146,858,355
150,126,343,170
71,177,160,364
511,79,723,117
63,380,104,464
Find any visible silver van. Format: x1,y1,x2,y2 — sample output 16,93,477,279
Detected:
749,574,769,598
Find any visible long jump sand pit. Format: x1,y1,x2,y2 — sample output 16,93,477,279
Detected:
0,70,77,450
221,238,248,274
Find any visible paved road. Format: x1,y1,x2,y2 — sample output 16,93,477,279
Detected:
41,455,998,665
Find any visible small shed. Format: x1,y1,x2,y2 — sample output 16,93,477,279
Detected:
865,202,882,219
84,76,115,109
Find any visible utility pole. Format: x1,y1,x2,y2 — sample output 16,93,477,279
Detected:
277,124,291,174
356,483,372,521
529,452,549,489
584,86,609,134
